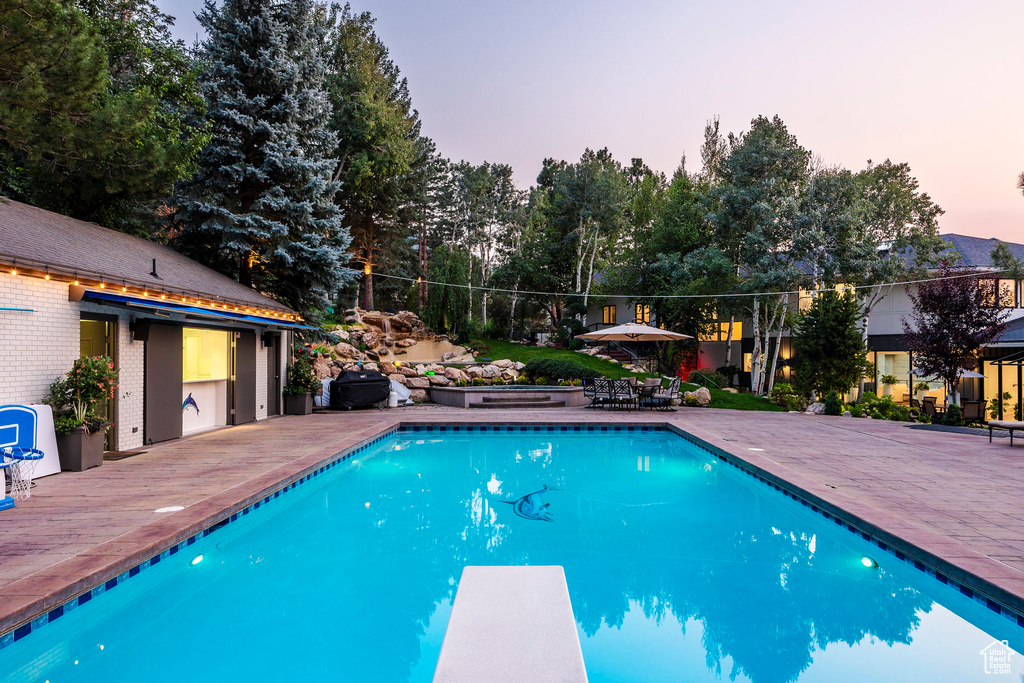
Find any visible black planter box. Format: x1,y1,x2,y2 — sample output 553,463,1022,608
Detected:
284,393,313,415
56,427,104,471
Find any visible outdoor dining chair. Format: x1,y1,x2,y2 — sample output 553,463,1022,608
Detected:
922,396,941,420
611,379,638,411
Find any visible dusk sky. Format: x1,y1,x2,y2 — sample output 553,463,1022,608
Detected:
157,0,1024,241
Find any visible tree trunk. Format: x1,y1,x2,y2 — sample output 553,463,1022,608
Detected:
509,290,518,340
362,270,374,310
467,253,473,325
583,227,599,310
751,298,761,394
766,299,788,396
575,217,587,293
724,316,735,367
856,286,891,400
418,220,427,310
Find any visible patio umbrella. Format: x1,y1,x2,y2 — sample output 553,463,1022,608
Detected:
576,322,692,342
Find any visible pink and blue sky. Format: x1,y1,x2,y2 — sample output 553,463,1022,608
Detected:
159,0,1024,240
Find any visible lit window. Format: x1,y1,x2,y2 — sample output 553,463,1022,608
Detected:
743,353,752,372
183,328,229,381
635,304,650,323
602,305,616,325
798,289,814,312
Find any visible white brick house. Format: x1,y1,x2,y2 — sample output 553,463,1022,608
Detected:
0,199,306,451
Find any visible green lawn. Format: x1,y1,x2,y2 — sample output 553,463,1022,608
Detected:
473,337,783,412
471,337,646,380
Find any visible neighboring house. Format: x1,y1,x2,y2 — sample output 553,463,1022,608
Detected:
0,198,311,450
585,233,1024,416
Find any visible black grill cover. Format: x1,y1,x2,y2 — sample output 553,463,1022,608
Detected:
329,371,391,409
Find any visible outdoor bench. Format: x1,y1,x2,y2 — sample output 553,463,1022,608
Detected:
988,420,1024,446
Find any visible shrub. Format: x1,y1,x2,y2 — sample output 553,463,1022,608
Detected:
492,377,505,386
571,379,582,387
516,375,530,385
917,413,932,424
869,410,884,420
880,374,900,386
44,355,119,435
769,383,802,411
688,369,727,388
860,393,898,419
683,395,699,407
284,355,320,396
716,365,741,387
523,357,600,381
533,376,549,386
472,377,487,386
823,391,843,416
941,403,963,426
848,404,863,418
888,405,911,421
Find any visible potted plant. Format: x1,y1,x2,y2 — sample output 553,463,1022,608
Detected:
45,356,118,471
915,382,931,403
879,374,899,397
284,353,319,415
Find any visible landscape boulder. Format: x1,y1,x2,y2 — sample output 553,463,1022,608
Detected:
492,358,514,369
408,389,429,403
388,373,408,385
428,375,451,386
396,338,417,347
398,366,418,377
805,402,826,415
693,387,712,406
334,342,359,358
466,366,484,378
406,377,430,389
481,365,501,379
444,367,469,382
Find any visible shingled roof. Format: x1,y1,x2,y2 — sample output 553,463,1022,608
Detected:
0,198,294,314
943,233,1024,269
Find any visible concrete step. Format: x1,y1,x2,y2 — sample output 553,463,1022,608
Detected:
468,400,566,409
480,395,551,403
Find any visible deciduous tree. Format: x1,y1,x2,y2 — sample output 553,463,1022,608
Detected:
902,261,1009,398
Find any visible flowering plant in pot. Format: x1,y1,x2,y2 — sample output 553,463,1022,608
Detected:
44,356,118,471
284,352,319,415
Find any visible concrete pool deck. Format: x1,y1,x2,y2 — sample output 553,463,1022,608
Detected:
2,405,1024,636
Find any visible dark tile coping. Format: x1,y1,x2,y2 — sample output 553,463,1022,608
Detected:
3,421,1023,651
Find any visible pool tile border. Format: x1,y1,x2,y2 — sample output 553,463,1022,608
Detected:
3,420,1023,651
659,423,1024,629
0,426,402,650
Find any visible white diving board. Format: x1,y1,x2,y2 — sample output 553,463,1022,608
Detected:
433,566,588,683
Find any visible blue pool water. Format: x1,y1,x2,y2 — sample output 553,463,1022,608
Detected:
2,428,1022,682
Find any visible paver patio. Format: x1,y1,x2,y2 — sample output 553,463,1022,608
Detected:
2,405,1023,635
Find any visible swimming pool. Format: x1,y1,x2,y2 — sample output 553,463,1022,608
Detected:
1,426,1021,682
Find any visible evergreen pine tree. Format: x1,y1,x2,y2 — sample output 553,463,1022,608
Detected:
792,289,869,397
173,0,351,313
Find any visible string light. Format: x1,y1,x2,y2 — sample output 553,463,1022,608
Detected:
371,268,1013,301
99,280,105,289
44,268,50,280
160,292,166,300
10,261,16,276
